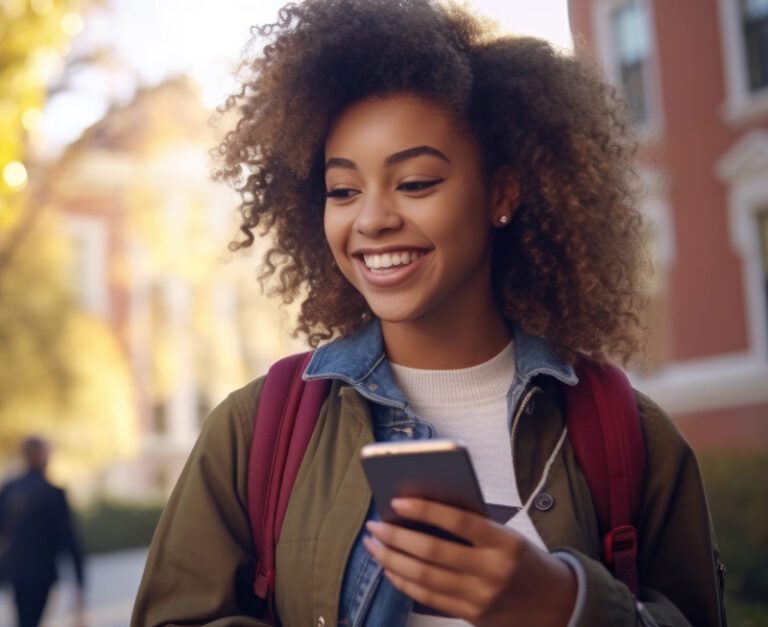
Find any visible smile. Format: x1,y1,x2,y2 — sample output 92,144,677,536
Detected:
362,250,426,271
353,249,431,288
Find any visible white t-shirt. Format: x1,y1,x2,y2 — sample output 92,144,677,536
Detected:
390,342,547,627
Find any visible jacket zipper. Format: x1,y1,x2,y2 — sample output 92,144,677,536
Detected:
509,384,542,464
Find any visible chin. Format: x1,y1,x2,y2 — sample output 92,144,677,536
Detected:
367,300,432,326
367,303,418,324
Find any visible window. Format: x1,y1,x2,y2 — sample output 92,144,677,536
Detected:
61,215,108,316
593,0,660,133
718,0,768,122
716,130,768,361
610,2,652,124
743,0,768,91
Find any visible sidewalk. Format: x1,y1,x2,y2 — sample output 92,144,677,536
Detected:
0,547,148,627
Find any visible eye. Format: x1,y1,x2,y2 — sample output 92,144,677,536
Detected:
397,179,444,193
325,187,360,199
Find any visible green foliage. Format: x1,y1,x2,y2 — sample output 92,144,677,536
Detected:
0,0,137,481
699,453,768,626
0,214,74,420
0,213,139,479
1,0,92,225
76,500,164,554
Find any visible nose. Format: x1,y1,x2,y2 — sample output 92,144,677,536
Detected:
354,191,403,238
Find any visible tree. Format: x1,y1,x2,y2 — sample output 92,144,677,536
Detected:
0,1,137,487
1,0,94,262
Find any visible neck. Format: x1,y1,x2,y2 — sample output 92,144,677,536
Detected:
381,297,511,370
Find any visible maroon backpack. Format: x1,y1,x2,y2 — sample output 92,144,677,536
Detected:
246,352,645,612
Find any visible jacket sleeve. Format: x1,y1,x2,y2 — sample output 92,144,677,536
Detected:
131,378,272,627
558,392,727,627
57,487,85,588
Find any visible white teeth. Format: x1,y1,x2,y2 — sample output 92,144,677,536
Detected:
362,250,424,270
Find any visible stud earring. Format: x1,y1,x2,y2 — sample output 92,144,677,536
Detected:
498,214,510,226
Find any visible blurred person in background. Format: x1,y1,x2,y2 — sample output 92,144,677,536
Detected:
0,436,86,627
132,0,727,625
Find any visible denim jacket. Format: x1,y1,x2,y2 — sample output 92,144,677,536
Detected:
304,320,578,627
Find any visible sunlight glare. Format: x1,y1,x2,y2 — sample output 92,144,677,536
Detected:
3,162,29,190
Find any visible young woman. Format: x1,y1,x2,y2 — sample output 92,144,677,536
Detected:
131,1,726,625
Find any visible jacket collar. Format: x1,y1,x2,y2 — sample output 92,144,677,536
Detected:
513,324,578,386
304,319,577,408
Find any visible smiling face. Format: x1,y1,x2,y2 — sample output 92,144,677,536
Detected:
323,93,503,332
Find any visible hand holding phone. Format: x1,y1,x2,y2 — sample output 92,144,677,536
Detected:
360,439,486,543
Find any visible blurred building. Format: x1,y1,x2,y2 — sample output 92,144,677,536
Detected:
49,77,300,498
569,0,768,449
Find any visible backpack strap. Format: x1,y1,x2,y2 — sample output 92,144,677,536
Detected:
247,351,331,608
564,359,646,596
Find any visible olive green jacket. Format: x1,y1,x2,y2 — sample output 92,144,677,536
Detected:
132,377,726,627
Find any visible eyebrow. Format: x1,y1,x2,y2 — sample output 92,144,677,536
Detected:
386,145,451,166
324,145,451,172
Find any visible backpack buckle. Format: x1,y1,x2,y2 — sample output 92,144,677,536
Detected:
603,524,638,565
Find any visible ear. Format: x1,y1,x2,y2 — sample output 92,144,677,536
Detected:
490,167,521,227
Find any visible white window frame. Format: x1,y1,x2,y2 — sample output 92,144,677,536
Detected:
592,0,665,140
637,165,676,273
61,214,109,318
717,129,768,362
632,130,768,414
717,0,768,124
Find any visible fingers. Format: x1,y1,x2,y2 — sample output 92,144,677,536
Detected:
366,520,480,573
391,497,511,548
363,535,483,601
363,533,496,618
366,518,519,594
363,499,564,626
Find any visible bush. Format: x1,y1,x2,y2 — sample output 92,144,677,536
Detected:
699,453,768,626
75,500,164,554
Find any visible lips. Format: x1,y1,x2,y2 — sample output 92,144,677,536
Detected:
352,248,431,288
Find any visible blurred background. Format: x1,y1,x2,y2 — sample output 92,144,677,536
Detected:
0,0,766,625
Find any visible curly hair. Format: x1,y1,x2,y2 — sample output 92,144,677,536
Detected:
213,0,648,364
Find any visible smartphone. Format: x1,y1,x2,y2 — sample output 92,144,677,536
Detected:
360,439,487,544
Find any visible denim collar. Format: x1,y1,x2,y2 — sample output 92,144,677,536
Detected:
304,320,577,410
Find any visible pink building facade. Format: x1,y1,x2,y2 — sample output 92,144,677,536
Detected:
568,0,768,449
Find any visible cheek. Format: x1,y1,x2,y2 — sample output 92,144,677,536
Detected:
444,173,490,217
431,193,491,244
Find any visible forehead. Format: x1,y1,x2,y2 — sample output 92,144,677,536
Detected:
325,93,467,155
